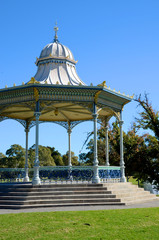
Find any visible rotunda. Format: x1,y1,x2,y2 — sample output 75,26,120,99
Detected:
0,25,133,185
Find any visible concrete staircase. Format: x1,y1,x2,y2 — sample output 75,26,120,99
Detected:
103,182,157,205
0,183,124,209
0,182,157,209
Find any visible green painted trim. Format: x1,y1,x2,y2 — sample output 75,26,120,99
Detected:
98,166,120,170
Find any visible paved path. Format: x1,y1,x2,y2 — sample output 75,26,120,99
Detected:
0,199,159,215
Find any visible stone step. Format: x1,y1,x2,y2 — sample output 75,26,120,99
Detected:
121,195,157,202
0,198,122,205
0,201,125,209
0,186,108,193
125,198,158,205
104,182,141,188
0,193,117,200
0,183,103,189
104,185,142,190
113,191,153,198
107,187,145,193
0,190,112,196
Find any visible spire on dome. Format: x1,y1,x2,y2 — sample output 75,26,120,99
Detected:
54,22,59,42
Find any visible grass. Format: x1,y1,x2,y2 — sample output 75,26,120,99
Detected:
0,208,159,240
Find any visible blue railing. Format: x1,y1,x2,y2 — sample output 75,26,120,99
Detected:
0,166,121,183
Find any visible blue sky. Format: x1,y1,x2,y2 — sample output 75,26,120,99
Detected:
0,0,159,157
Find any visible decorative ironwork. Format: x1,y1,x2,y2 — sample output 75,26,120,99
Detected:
0,168,25,183
94,90,102,104
0,116,8,122
33,87,39,102
0,166,121,183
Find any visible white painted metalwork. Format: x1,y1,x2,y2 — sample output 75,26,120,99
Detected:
92,103,100,183
67,123,72,166
23,126,29,182
32,111,41,185
105,124,110,166
119,111,126,182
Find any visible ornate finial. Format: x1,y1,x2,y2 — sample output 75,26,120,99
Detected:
27,77,39,84
97,81,106,87
54,22,59,42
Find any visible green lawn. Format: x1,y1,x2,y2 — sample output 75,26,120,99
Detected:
0,208,159,240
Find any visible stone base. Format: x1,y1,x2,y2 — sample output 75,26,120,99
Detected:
92,176,100,184
120,176,126,182
23,176,30,182
32,177,41,185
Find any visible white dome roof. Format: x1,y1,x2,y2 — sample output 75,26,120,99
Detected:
29,26,86,86
40,42,74,61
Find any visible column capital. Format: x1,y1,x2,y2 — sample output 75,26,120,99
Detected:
34,112,41,118
119,120,124,125
92,113,98,119
25,127,29,133
105,125,109,130
67,128,72,134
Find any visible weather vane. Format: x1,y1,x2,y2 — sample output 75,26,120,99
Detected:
54,21,59,42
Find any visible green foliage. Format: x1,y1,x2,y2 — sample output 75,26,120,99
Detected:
0,144,25,168
63,151,79,166
135,94,159,140
0,208,159,240
0,152,5,158
0,145,79,168
48,147,64,166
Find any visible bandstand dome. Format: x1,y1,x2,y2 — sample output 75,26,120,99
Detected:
33,26,85,86
39,42,74,61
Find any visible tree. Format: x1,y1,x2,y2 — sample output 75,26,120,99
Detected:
0,152,5,159
47,147,64,166
135,94,159,139
28,145,55,167
62,151,79,166
135,94,159,189
0,152,6,168
0,144,26,168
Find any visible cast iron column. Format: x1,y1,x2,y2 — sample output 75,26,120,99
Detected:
119,111,126,182
67,124,72,167
32,101,41,185
92,103,100,183
105,124,110,166
24,125,30,182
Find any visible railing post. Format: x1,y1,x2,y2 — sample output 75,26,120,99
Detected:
119,111,126,182
92,103,100,183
